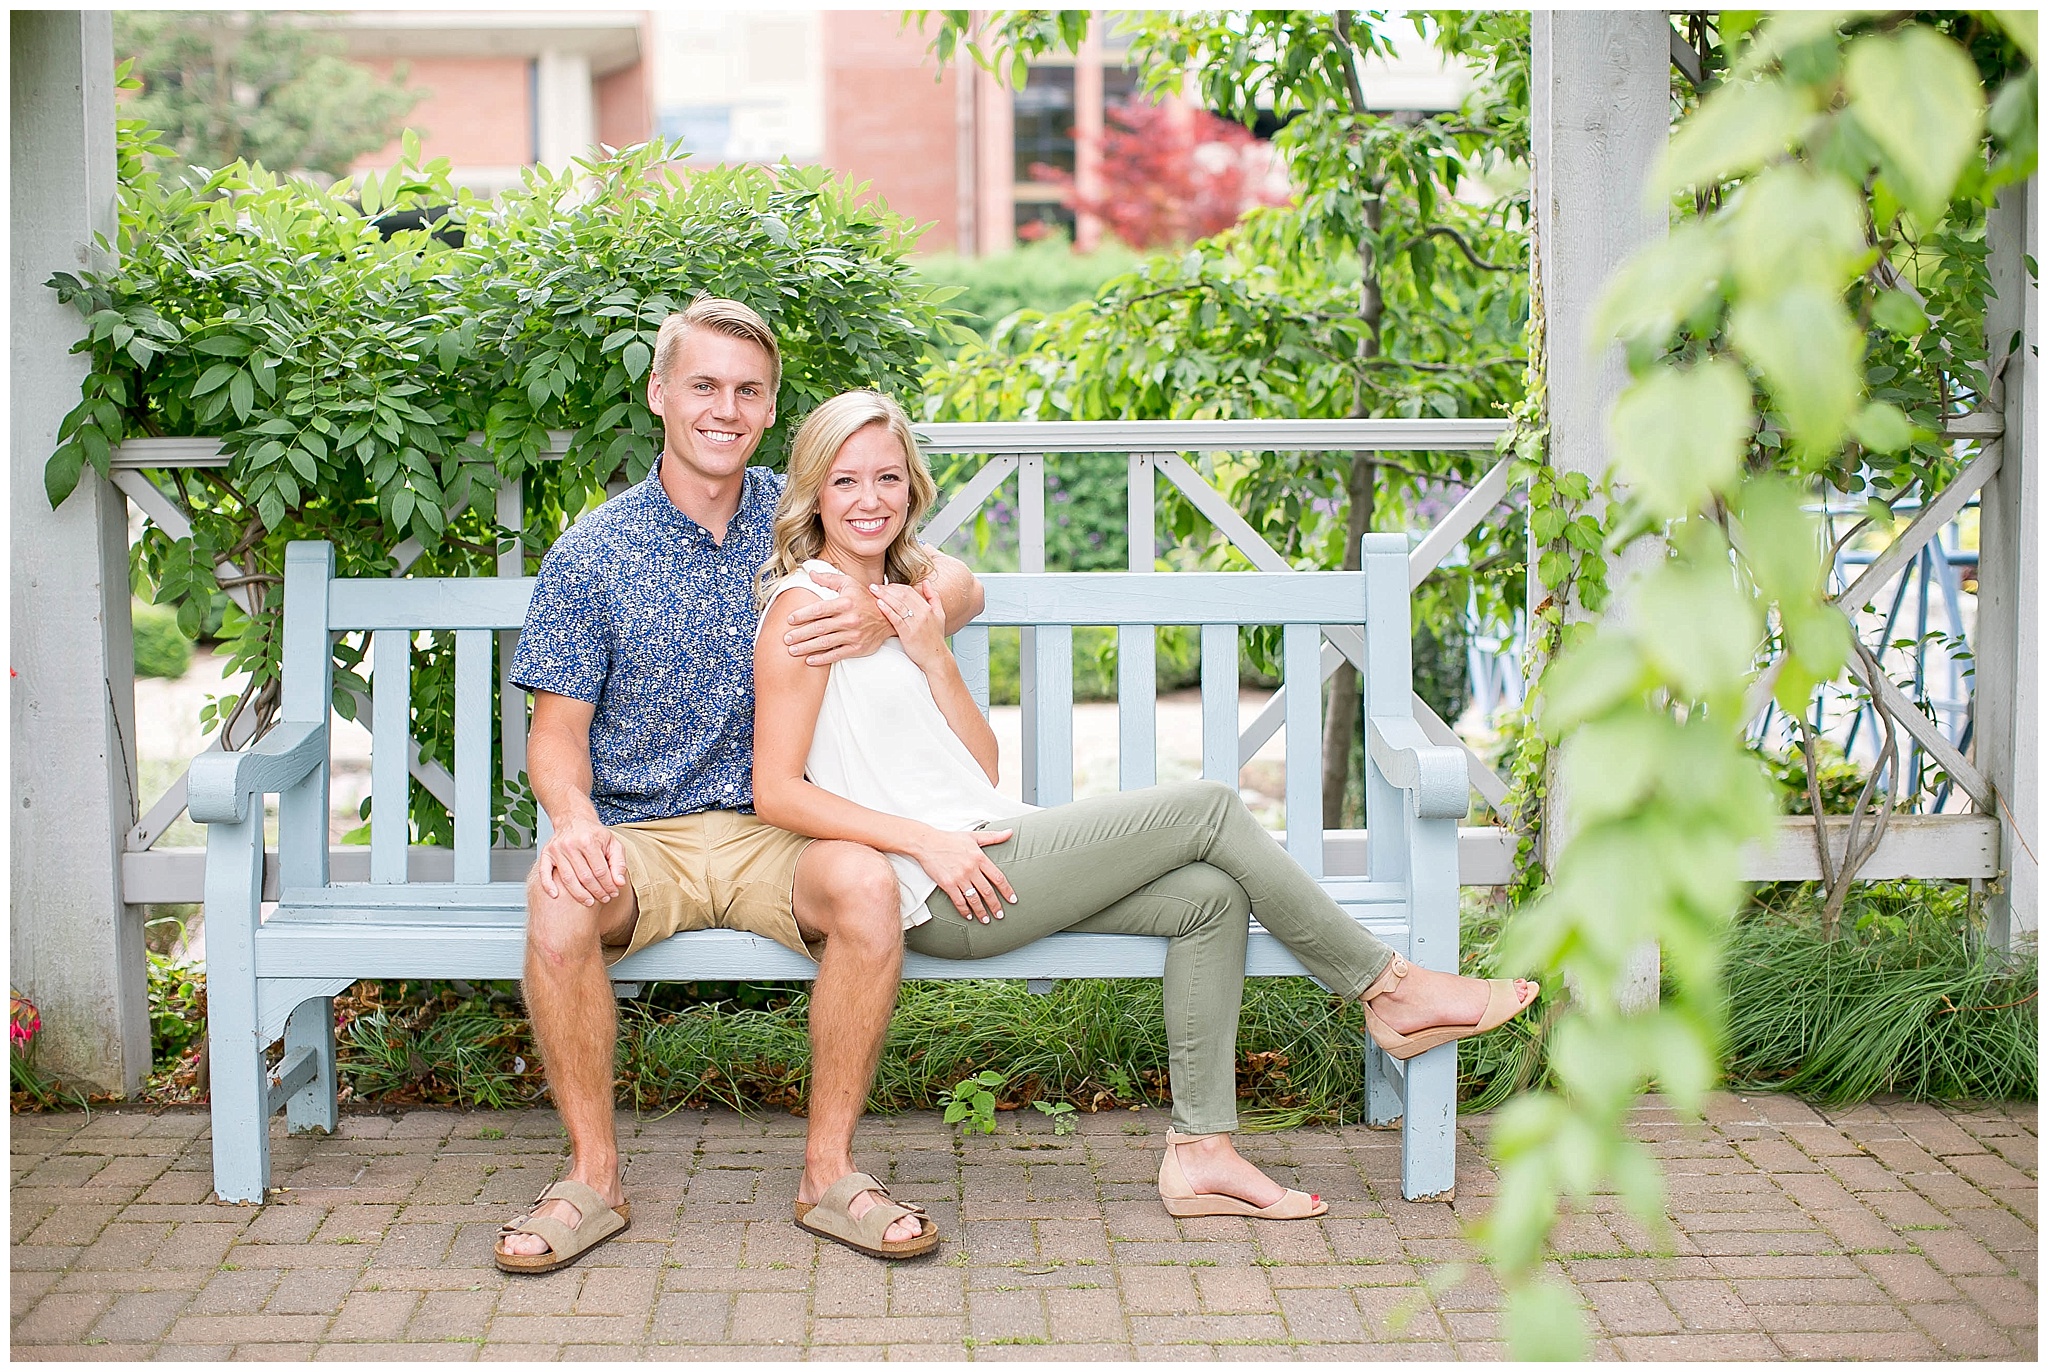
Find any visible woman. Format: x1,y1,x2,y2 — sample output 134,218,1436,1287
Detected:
752,390,1536,1229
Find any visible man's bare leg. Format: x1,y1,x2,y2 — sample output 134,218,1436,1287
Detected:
497,870,639,1259
789,841,923,1244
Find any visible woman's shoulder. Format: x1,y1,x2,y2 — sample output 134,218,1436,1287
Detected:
757,565,832,636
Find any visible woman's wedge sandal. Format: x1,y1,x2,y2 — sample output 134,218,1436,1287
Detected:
1359,955,1539,1061
795,1171,941,1260
494,1179,632,1275
1157,1129,1327,1219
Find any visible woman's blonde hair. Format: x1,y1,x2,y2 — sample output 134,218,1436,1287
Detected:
761,390,937,603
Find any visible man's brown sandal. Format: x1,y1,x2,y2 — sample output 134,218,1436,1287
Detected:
495,1179,632,1274
794,1171,940,1260
1360,955,1539,1061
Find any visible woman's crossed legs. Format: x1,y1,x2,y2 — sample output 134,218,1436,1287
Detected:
905,780,1536,1210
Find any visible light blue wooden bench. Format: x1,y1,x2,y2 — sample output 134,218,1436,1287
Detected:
193,534,1471,1205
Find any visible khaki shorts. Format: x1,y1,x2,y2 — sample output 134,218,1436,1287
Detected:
605,811,816,966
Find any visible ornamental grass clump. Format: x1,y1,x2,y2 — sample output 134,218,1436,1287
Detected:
1724,883,2037,1103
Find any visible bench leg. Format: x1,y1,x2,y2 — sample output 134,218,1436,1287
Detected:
206,813,271,1204
1364,1044,1403,1126
1398,1042,1459,1202
283,997,339,1135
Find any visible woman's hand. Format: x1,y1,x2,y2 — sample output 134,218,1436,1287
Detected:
871,579,952,674
908,823,1018,923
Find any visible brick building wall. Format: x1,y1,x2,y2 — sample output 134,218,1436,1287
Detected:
821,11,967,252
596,40,653,152
353,56,534,169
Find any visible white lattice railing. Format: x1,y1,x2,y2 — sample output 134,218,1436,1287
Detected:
114,419,1523,901
111,414,2003,902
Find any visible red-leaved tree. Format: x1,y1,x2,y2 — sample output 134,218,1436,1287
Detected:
1032,95,1292,249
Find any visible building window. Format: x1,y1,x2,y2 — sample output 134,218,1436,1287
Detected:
1013,65,1076,180
1015,201,1077,239
659,105,734,160
1013,63,1141,186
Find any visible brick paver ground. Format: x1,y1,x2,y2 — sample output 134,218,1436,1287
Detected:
11,1093,2034,1360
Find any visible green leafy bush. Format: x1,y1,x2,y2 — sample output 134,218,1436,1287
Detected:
1757,738,1872,815
147,952,205,1069
131,598,194,679
52,132,963,848
912,235,1142,344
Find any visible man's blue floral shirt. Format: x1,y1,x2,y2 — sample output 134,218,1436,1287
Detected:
511,461,786,826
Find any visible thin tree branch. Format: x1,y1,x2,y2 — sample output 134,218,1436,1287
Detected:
1399,224,1520,273
1356,354,1523,372
1332,11,1371,116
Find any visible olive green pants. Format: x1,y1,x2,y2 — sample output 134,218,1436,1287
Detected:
904,779,1397,1134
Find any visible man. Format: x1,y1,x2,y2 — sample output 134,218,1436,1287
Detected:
495,298,983,1271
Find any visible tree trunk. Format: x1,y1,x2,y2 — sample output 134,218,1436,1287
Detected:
1321,451,1376,826
1318,25,1384,825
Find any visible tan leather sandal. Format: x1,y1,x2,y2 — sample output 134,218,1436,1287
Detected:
1360,955,1539,1061
1157,1129,1327,1220
795,1171,940,1260
495,1178,632,1275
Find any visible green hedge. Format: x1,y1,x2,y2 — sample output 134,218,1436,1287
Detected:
131,599,193,679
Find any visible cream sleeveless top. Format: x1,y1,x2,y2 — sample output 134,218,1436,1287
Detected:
759,560,1037,926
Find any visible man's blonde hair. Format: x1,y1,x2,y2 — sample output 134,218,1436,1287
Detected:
761,390,937,602
652,297,782,390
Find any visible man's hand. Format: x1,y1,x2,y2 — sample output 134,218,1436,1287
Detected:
535,811,627,908
782,570,890,665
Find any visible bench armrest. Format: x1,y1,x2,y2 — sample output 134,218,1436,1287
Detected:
189,721,329,825
1366,717,1469,820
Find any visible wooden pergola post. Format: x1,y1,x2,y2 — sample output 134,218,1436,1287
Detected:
9,10,150,1093
1529,11,1671,1007
1975,180,2039,950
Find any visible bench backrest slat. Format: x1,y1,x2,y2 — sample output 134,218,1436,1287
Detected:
954,624,991,712
1200,625,1239,784
334,577,533,631
371,628,412,883
280,543,336,890
1360,533,1414,881
1027,626,1075,805
1116,623,1156,790
453,629,494,884
1284,622,1325,877
324,571,1367,632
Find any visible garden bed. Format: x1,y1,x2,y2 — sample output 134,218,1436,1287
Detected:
24,879,2026,1122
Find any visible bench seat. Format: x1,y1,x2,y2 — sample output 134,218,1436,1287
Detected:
255,885,1412,982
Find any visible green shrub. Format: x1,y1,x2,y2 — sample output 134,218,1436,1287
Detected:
1757,738,1873,814
57,133,961,852
147,951,205,1069
913,236,1142,344
131,599,193,679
